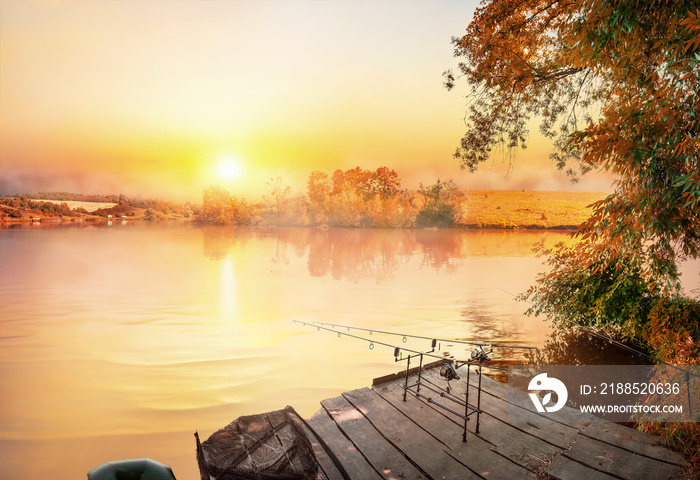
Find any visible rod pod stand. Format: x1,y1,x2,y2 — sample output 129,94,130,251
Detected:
396,351,484,443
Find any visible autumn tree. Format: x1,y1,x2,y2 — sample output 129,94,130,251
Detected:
263,176,292,224
307,167,409,227
415,179,466,227
331,167,370,197
144,208,165,221
183,204,193,218
199,185,253,225
449,5,700,462
448,0,700,332
447,1,699,280
200,186,230,223
93,203,134,218
367,166,401,199
307,170,333,224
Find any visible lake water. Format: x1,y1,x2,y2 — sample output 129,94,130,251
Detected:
1,223,697,479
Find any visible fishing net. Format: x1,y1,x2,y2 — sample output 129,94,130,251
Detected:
195,406,319,480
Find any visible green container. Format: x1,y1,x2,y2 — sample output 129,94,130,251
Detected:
87,458,176,480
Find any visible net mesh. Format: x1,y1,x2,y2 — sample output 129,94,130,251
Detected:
196,406,319,480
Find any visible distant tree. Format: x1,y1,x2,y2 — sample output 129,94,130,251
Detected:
367,166,401,199
328,166,401,200
229,197,254,225
331,167,371,197
307,170,333,224
287,195,310,226
144,208,165,221
308,167,408,227
364,190,415,228
199,185,253,225
183,204,193,218
307,167,412,227
263,176,292,224
415,179,466,228
93,204,134,217
328,188,367,227
200,186,233,224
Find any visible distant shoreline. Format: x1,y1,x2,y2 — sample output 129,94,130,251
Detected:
0,189,608,229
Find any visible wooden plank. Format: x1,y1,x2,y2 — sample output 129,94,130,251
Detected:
372,359,449,386
377,378,622,480
321,394,427,480
546,455,621,480
343,386,488,480
417,368,582,449
581,423,686,467
306,408,381,479
371,380,537,479
458,368,598,426
392,366,686,479
421,366,687,468
298,414,343,480
564,434,684,480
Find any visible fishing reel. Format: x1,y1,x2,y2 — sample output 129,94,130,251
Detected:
439,362,460,381
470,345,492,363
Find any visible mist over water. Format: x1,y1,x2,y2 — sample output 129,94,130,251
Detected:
0,223,697,479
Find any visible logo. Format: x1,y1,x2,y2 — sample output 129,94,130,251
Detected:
528,373,568,413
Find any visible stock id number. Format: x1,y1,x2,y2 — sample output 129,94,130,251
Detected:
581,382,681,396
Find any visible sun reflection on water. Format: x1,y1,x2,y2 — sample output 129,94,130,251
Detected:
220,258,238,319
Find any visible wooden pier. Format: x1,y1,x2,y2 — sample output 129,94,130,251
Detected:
301,362,686,480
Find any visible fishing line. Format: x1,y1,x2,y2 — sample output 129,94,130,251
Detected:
313,322,535,350
293,320,509,371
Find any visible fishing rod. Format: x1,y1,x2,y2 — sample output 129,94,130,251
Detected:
295,319,500,442
313,321,536,350
293,320,509,372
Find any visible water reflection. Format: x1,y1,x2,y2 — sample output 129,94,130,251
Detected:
304,228,413,281
220,259,238,318
201,226,571,281
460,303,514,343
202,226,250,260
0,224,636,480
526,325,653,366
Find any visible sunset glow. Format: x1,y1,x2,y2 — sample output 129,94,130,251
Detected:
0,0,615,202
216,155,244,181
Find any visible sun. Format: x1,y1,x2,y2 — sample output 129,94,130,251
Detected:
216,155,244,180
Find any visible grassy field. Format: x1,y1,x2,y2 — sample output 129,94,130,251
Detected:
461,190,609,229
29,199,117,212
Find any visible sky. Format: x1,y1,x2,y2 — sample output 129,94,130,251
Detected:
0,0,615,202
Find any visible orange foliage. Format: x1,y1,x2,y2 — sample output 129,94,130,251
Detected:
448,0,700,282
307,166,411,227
